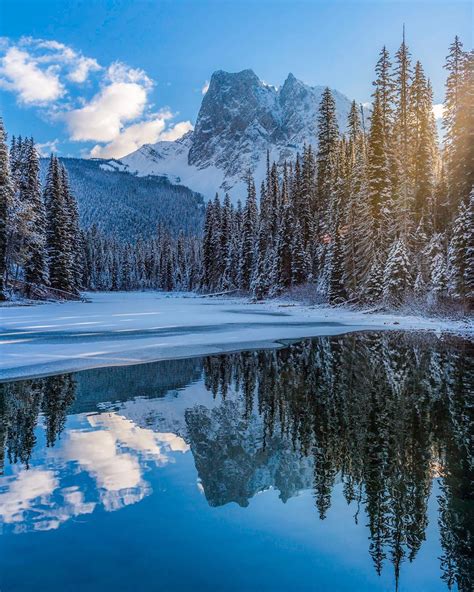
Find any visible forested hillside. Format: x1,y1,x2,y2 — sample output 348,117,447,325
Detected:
40,158,205,240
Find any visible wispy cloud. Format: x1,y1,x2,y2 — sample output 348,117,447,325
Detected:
37,139,60,156
201,80,210,95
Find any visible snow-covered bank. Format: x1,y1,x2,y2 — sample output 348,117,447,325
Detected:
0,292,472,381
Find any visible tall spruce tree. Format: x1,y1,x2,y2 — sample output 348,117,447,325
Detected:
44,156,73,293
316,87,339,290
442,37,473,209
393,29,414,241
240,175,258,291
202,200,214,290
61,165,82,292
367,90,391,253
447,194,472,301
0,118,11,300
383,237,413,303
409,62,437,226
24,139,48,287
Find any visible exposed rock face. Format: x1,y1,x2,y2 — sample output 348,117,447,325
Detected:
121,69,358,199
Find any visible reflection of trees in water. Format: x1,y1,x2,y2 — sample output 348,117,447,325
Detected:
0,332,471,590
201,332,473,591
0,374,76,470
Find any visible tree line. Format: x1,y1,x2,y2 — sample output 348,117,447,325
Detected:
0,129,201,298
202,35,473,308
0,34,472,307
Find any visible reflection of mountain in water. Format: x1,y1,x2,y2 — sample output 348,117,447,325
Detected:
186,400,314,507
0,331,472,590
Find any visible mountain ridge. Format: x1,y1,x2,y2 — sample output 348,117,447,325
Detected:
120,69,363,200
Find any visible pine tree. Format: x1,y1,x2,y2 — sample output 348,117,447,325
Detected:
443,36,465,207
343,103,371,300
443,38,473,212
220,193,233,289
410,62,437,225
367,90,391,247
393,30,415,240
430,252,448,300
299,146,315,247
224,199,242,290
6,134,32,282
291,218,308,286
61,165,82,292
0,118,11,299
202,200,214,290
447,194,472,301
44,156,73,293
373,46,395,138
328,142,349,303
465,188,474,304
24,139,48,287
454,49,473,205
383,237,413,304
239,175,258,291
316,88,339,291
328,221,346,304
252,182,272,300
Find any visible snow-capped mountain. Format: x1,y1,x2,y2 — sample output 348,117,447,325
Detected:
120,69,361,200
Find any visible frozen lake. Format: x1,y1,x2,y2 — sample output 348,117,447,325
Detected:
1,291,469,380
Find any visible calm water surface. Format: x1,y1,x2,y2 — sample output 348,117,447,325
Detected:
0,332,472,592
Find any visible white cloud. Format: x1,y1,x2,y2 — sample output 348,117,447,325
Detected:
0,468,58,525
0,38,102,105
63,61,160,150
37,139,60,156
64,80,149,142
0,46,64,104
107,61,152,87
68,56,101,83
1,37,192,157
201,80,210,95
20,37,101,83
160,120,193,141
90,116,193,159
432,103,444,121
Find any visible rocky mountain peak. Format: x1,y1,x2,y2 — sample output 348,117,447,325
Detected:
121,69,359,199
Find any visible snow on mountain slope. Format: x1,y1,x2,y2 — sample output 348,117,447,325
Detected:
120,69,361,200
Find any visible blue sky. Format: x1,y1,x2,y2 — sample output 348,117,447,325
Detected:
0,0,471,158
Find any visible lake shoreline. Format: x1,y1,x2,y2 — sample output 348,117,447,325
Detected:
1,292,473,381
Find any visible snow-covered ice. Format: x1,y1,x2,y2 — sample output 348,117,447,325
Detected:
0,291,472,380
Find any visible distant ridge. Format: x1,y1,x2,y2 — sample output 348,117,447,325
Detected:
40,157,205,240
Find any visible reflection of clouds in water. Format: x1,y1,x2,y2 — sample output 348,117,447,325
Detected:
62,413,189,511
0,412,189,532
0,468,95,534
0,468,58,525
